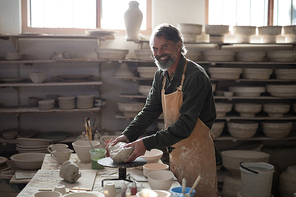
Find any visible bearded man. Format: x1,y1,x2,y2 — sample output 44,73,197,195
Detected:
111,23,218,196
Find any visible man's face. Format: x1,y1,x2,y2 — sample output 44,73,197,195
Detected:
151,35,181,70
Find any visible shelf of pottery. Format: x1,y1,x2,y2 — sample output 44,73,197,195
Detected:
114,24,296,142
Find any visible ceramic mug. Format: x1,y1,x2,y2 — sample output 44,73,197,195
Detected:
47,143,68,154
51,149,73,165
103,182,117,197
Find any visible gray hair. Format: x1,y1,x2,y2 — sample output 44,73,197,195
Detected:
149,23,187,55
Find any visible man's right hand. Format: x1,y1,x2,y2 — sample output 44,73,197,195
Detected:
111,134,129,146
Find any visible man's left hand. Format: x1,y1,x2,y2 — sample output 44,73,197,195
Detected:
124,138,146,163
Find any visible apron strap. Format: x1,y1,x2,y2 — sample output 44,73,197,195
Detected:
177,60,187,91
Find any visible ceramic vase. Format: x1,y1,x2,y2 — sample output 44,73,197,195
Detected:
124,1,143,41
279,165,296,197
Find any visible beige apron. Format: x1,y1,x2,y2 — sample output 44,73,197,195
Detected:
161,61,218,197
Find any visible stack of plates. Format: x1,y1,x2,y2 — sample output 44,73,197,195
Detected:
5,52,23,60
77,95,94,109
16,137,52,153
58,96,76,110
38,99,55,110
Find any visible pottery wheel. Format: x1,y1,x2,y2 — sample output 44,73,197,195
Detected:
98,157,147,186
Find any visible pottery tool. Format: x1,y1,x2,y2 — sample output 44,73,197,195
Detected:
86,134,95,151
95,130,106,143
182,178,186,194
188,175,201,194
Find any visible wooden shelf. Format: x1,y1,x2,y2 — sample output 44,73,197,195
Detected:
0,106,101,114
216,114,296,121
0,81,102,87
214,132,296,141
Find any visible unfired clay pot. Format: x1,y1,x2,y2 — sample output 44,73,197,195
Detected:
279,165,296,197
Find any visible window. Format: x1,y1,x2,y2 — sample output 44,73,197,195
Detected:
207,0,295,26
22,0,152,34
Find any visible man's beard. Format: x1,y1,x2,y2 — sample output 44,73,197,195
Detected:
154,54,176,70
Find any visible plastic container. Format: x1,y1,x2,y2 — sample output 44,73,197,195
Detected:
89,148,106,170
240,162,274,197
170,187,196,197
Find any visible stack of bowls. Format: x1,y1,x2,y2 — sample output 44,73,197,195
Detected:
234,103,262,117
258,26,282,43
95,48,129,60
137,67,158,79
58,96,76,110
282,25,296,43
16,137,52,153
274,69,296,80
210,121,225,138
203,50,236,62
261,121,293,138
242,68,273,79
232,26,256,43
117,102,145,118
38,99,55,110
205,25,229,43
229,86,266,97
2,130,18,140
266,85,296,97
77,95,94,109
215,102,233,117
177,23,202,42
29,72,47,83
227,120,259,139
208,67,243,79
263,103,290,118
236,51,266,62
266,51,296,62
113,63,136,78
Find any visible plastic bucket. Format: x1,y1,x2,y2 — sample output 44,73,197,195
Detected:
240,162,274,197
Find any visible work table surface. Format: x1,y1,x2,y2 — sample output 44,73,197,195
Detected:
17,154,180,196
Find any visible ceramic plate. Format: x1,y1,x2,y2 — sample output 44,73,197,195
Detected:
37,131,69,141
0,156,8,165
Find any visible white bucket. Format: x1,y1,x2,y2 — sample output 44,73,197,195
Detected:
240,162,274,197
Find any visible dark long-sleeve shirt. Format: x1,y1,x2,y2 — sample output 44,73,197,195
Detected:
122,54,216,150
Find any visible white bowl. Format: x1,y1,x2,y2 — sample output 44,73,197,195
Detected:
234,103,262,117
227,121,258,139
177,23,202,35
229,86,266,97
29,72,47,83
72,141,100,163
210,121,225,138
140,149,163,163
134,49,153,60
261,121,293,138
221,150,270,175
263,103,290,118
208,67,243,80
138,85,152,95
95,48,129,60
137,67,158,78
283,25,296,42
143,163,169,177
2,130,18,140
236,51,266,62
185,48,202,61
203,50,235,61
63,192,105,197
267,51,296,62
10,152,46,170
215,103,233,117
34,191,62,197
274,69,296,80
242,68,273,79
233,26,256,35
147,170,174,190
205,25,229,35
258,26,282,35
266,85,296,97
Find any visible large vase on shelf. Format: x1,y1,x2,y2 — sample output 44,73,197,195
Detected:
124,1,143,41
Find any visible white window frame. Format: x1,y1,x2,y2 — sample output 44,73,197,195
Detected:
22,0,152,34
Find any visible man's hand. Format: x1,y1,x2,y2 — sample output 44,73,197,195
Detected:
111,135,129,146
124,138,146,163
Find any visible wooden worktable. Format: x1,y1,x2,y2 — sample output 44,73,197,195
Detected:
17,154,180,196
